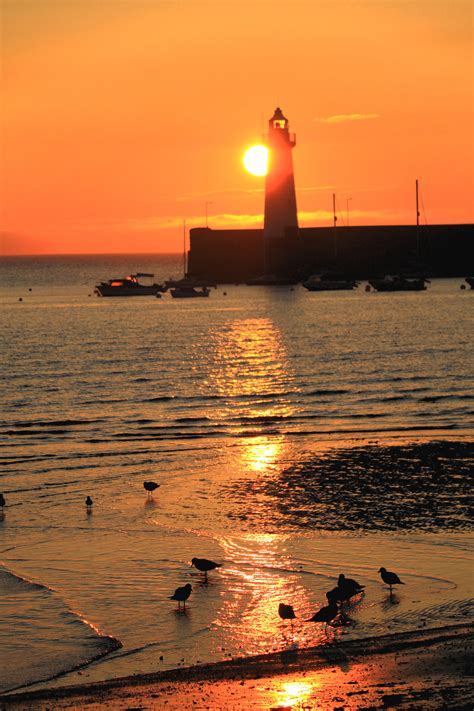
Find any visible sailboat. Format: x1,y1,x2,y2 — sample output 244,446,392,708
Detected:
369,180,429,292
169,220,212,298
302,193,358,291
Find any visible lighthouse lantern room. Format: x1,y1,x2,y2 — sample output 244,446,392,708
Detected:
263,107,298,240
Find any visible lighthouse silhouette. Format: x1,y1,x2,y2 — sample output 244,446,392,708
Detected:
264,107,298,241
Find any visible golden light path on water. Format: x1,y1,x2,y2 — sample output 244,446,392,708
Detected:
201,316,339,656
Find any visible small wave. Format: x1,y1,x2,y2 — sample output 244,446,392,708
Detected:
143,396,177,402
0,566,121,693
419,394,474,403
5,418,102,429
306,388,350,396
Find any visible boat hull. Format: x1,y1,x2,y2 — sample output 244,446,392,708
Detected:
369,278,426,292
303,281,356,291
95,285,162,296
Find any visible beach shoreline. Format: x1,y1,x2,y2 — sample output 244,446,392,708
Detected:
2,623,472,709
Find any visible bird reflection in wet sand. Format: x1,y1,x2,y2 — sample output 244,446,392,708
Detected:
379,567,405,597
191,557,222,582
278,603,296,629
169,583,192,611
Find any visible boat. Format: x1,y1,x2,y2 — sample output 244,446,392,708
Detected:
368,275,428,292
164,277,216,290
302,274,358,291
245,274,298,286
95,273,165,297
465,277,474,289
166,221,215,297
170,286,210,298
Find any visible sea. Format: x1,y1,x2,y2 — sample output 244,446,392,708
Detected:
0,254,473,694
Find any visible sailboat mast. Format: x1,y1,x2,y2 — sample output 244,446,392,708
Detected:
333,193,338,259
415,179,420,261
183,219,187,277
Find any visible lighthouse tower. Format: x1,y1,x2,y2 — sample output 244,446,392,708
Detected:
263,108,298,240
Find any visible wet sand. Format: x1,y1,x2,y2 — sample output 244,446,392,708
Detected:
2,624,472,710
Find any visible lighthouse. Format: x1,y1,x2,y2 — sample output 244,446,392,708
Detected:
263,108,298,240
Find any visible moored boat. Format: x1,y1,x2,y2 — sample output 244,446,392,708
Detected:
302,275,358,291
95,273,165,297
245,274,298,286
165,277,216,289
170,286,210,298
368,275,428,292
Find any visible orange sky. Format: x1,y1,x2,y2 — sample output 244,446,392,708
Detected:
1,0,472,255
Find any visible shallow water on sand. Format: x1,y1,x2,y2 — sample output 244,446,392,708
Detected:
0,256,473,692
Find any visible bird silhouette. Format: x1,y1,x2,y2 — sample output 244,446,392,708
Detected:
338,573,365,594
169,583,192,610
143,481,160,497
85,496,93,508
306,596,339,630
0,494,5,508
278,603,296,626
326,585,353,605
379,567,405,592
191,557,222,581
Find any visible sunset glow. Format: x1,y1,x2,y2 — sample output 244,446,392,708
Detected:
243,145,269,177
1,0,472,255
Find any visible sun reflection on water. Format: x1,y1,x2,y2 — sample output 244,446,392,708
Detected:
213,532,324,657
207,318,296,421
241,436,285,473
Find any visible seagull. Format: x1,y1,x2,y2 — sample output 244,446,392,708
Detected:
379,567,405,592
169,583,192,610
338,573,365,594
143,481,160,497
85,496,93,508
306,596,339,630
278,603,296,626
0,494,5,508
191,557,222,581
326,585,353,605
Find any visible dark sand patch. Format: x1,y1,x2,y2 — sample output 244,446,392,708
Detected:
227,441,474,531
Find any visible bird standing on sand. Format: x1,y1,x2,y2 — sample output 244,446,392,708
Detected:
191,557,222,581
278,603,296,627
169,583,192,610
85,496,93,508
143,481,160,497
379,567,405,592
0,494,5,508
306,595,339,631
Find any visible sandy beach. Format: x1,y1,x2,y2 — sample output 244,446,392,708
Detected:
2,624,472,710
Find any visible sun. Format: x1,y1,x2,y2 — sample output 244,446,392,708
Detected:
243,144,268,176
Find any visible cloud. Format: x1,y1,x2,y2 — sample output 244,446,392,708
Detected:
77,206,402,235
178,187,263,201
98,213,265,231
315,113,379,124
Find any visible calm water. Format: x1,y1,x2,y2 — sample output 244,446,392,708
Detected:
0,255,473,693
